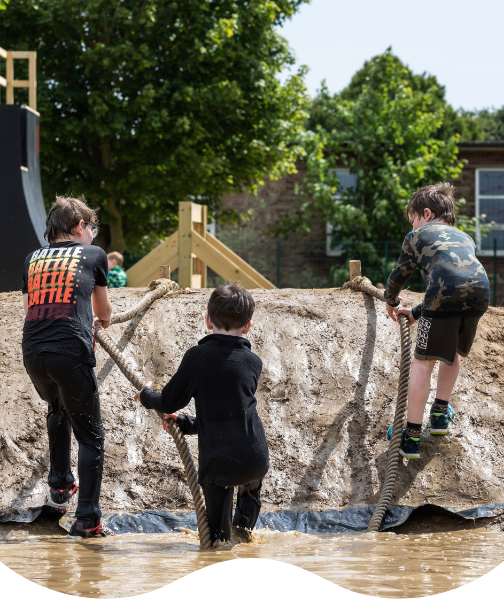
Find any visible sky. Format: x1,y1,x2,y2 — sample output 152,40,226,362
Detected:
278,0,504,111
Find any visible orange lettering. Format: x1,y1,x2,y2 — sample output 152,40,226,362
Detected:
28,277,34,293
67,258,80,272
56,270,66,286
63,287,73,303
55,287,64,303
65,271,76,286
50,272,58,287
41,273,50,288
60,258,69,270
35,259,44,274
33,290,40,305
47,288,57,303
39,289,49,304
33,274,41,290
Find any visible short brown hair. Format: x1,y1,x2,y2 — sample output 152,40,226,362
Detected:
107,251,124,266
45,195,98,243
208,283,255,331
407,183,456,226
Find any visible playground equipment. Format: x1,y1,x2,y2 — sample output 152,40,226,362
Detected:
0,48,44,292
126,201,276,289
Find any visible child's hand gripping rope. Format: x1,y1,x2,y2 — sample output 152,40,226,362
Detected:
386,297,416,325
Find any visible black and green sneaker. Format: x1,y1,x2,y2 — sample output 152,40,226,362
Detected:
430,403,455,435
399,427,421,459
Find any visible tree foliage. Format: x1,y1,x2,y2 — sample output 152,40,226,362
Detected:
273,49,465,286
0,0,309,252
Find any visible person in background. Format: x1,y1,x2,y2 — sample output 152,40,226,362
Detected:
107,251,127,288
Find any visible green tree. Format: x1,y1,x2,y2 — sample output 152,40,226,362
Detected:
307,52,484,142
477,106,504,141
0,0,309,252
274,49,464,286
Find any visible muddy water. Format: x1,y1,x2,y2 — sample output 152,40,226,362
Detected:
1,528,504,598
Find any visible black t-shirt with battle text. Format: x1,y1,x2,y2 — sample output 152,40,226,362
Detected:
21,241,108,366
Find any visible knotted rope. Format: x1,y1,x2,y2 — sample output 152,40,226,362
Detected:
95,279,212,549
342,276,412,532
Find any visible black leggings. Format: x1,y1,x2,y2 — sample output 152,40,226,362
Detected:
23,352,105,520
201,479,262,544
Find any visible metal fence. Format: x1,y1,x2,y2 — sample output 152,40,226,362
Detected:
125,236,504,307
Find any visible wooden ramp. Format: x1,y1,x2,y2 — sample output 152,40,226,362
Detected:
126,201,276,289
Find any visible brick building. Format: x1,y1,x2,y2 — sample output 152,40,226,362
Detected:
214,142,504,304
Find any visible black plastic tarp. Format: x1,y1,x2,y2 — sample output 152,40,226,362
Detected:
2,503,504,534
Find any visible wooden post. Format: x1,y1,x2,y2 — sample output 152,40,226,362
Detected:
200,205,207,288
28,52,36,111
178,202,193,288
159,265,171,280
349,260,361,281
6,51,13,105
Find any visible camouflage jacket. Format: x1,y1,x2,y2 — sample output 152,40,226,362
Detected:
385,222,490,319
107,265,127,288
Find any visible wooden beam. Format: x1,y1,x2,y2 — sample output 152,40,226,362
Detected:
12,80,30,87
126,231,178,287
191,202,203,224
6,51,13,104
135,256,179,288
200,205,207,288
205,232,276,289
178,201,193,288
191,230,263,289
28,52,36,111
159,265,171,279
349,260,361,280
11,51,32,59
0,47,7,59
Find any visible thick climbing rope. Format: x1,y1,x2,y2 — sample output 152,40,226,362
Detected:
342,276,412,532
95,279,212,550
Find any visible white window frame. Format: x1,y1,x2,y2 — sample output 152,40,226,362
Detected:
326,168,357,257
475,168,504,256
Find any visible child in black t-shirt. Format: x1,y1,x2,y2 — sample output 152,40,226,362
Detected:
135,283,269,545
21,196,113,539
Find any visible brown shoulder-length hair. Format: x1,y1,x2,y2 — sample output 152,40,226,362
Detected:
44,195,99,243
407,182,456,225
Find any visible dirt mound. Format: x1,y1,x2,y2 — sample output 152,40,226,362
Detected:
1,287,503,514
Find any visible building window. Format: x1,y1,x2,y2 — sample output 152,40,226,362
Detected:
476,169,504,255
326,169,358,257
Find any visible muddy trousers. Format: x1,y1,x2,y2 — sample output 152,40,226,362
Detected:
23,352,105,520
201,479,262,544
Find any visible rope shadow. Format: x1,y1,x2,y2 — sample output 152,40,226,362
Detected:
289,294,378,507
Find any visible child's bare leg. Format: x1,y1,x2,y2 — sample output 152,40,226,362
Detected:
435,353,461,401
407,358,436,423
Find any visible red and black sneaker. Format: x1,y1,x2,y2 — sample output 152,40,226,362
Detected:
67,517,116,539
45,483,78,514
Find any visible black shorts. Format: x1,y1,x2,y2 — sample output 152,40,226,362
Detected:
414,314,483,366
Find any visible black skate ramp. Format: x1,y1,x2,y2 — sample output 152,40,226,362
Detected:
0,105,46,292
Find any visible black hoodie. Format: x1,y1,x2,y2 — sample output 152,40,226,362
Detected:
140,334,269,487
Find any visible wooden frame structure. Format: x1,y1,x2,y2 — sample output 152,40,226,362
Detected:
127,201,276,289
0,47,37,111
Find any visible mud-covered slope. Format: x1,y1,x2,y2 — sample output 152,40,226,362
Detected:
1,287,503,514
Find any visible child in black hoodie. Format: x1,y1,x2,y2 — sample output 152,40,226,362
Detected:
135,283,269,545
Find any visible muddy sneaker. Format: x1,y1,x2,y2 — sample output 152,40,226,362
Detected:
399,427,421,459
45,483,78,514
430,403,455,435
67,517,116,539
